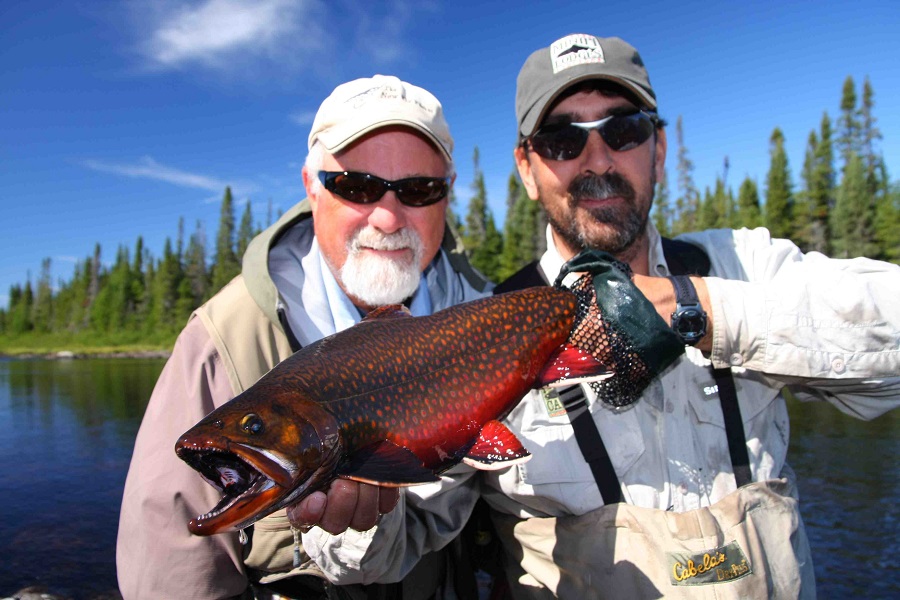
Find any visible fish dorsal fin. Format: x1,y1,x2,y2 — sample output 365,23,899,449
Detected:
363,305,412,321
463,420,531,470
537,344,614,387
336,440,439,486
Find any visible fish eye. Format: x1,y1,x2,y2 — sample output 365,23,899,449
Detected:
240,414,264,435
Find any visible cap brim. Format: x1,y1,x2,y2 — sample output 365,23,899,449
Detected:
315,118,453,161
520,74,657,139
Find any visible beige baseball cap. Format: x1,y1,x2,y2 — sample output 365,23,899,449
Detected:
308,75,453,161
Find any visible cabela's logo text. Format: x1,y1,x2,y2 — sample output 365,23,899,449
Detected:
668,541,752,586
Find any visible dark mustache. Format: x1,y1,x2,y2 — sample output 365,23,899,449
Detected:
568,172,635,202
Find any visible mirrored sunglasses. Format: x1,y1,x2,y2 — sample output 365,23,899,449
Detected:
527,111,660,161
317,171,451,207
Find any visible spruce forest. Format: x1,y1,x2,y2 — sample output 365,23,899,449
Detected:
2,76,898,353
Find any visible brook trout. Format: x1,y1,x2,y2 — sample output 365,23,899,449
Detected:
176,279,611,535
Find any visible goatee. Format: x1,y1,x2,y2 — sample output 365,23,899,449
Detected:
338,227,424,307
546,171,650,257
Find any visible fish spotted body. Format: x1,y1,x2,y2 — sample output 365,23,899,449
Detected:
176,285,609,535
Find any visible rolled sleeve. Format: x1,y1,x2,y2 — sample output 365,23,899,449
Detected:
116,317,247,600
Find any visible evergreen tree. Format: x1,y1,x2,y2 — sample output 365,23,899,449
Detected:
176,217,185,261
499,172,541,280
67,257,93,332
445,187,464,238
184,220,209,306
697,177,729,230
837,76,861,169
91,245,135,332
505,170,520,215
832,152,877,258
237,200,255,261
874,177,900,264
764,128,794,239
131,236,150,324
33,258,53,332
9,282,34,334
673,116,699,234
735,177,762,229
696,186,715,231
724,185,736,229
85,243,101,329
463,148,503,280
142,259,157,333
859,77,882,193
793,130,818,250
150,238,182,332
211,186,240,292
50,269,72,332
652,168,672,236
811,114,836,253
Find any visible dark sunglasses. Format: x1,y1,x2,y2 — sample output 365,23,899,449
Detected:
317,171,451,207
526,111,660,161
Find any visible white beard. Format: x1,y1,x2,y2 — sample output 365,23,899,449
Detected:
338,227,424,307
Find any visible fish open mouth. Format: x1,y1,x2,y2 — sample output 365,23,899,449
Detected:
175,443,289,535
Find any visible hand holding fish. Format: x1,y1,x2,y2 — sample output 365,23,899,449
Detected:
286,480,399,534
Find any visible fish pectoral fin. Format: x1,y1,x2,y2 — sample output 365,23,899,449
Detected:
336,441,439,486
538,344,613,387
463,420,531,471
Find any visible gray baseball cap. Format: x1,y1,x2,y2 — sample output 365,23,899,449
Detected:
516,34,657,139
309,75,453,161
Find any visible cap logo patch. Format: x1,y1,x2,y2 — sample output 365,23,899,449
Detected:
347,83,401,107
551,34,605,74
346,83,432,114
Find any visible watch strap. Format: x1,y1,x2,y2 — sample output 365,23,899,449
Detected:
669,275,700,306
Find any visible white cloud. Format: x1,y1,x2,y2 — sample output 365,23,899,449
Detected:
134,0,324,73
289,110,317,126
352,0,440,67
80,156,255,196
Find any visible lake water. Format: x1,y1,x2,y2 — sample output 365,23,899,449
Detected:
0,357,897,599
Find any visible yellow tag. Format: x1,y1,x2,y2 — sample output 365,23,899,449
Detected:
541,387,567,418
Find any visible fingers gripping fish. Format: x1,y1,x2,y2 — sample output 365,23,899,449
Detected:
175,275,612,535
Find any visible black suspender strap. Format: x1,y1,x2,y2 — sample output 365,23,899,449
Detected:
277,306,303,353
558,384,624,504
712,366,752,488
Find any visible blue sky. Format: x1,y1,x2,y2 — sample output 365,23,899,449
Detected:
2,1,898,310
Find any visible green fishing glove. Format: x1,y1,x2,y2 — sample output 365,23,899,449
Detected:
555,249,685,408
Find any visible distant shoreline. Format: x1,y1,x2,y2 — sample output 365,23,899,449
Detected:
0,349,171,360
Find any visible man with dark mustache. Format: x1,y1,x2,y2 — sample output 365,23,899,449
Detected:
301,34,900,599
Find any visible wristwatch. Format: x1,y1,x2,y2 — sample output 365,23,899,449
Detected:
668,275,707,346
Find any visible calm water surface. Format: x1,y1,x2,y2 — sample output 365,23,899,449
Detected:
0,357,897,598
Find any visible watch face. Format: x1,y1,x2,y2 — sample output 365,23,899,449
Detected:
673,308,706,342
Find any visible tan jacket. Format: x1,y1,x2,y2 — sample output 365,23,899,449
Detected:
116,201,489,599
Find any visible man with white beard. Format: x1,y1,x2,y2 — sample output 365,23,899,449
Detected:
116,75,490,600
